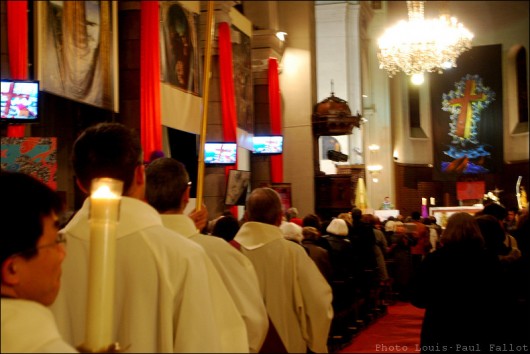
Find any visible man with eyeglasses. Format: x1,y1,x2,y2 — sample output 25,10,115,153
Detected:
50,123,248,352
145,157,269,353
1,171,77,353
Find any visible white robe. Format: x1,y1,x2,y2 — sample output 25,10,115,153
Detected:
234,222,334,353
51,197,248,353
161,214,269,353
1,298,77,353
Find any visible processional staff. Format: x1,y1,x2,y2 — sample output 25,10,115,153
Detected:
196,0,216,211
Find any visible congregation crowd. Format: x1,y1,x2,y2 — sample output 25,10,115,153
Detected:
1,122,529,353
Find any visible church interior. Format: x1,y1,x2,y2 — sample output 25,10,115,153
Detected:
1,1,528,221
1,0,529,352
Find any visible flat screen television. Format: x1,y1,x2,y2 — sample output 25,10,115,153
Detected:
1,79,40,124
253,136,283,154
204,142,237,165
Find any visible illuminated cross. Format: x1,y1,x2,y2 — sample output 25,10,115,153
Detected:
2,82,29,118
448,80,486,139
215,144,232,162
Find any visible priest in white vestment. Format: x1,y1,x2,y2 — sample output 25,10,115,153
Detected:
234,187,334,353
145,157,269,353
50,123,248,353
1,172,77,353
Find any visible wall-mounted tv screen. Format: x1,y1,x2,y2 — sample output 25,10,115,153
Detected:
253,136,283,154
1,80,40,124
204,142,237,165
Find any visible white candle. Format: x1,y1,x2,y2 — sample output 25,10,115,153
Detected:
422,197,427,205
430,197,435,205
84,178,123,352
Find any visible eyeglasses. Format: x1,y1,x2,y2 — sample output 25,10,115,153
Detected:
10,233,67,258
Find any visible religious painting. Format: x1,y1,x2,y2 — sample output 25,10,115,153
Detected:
431,45,503,181
231,25,254,133
225,170,251,206
160,2,201,95
271,183,292,212
36,1,118,111
1,137,57,190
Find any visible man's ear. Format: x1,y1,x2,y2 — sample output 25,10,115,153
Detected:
135,163,145,187
181,186,190,210
1,258,20,286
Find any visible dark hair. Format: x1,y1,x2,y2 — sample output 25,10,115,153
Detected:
302,213,322,229
1,171,63,265
351,208,363,222
482,203,508,221
72,123,142,194
211,215,240,242
145,157,189,213
475,214,509,256
411,211,421,221
441,212,484,250
246,188,282,225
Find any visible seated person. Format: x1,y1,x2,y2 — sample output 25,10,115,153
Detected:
1,171,77,353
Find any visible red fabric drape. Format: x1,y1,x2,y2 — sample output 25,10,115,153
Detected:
218,22,238,216
6,0,28,137
140,2,162,161
268,58,283,183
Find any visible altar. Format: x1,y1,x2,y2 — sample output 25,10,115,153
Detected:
374,209,400,221
430,205,484,228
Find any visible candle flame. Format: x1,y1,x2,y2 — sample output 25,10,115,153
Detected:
92,185,119,199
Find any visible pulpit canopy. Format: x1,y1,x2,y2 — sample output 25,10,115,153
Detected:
312,93,362,136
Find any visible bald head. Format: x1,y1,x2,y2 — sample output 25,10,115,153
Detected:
246,187,283,226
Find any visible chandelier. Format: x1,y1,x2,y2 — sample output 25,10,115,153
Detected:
377,1,473,82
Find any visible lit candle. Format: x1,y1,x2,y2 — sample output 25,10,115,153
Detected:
83,178,123,352
422,197,427,205
430,197,435,205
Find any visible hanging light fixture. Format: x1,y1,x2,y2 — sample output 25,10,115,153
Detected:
377,1,473,81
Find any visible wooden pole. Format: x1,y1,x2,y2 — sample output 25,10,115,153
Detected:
196,1,215,211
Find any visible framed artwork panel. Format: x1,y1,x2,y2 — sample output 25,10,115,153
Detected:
225,169,251,206
36,1,119,111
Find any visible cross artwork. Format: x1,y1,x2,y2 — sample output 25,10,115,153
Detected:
448,79,486,139
1,82,30,118
214,144,233,162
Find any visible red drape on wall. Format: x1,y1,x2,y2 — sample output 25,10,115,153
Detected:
218,22,238,215
268,58,283,183
140,2,162,161
6,0,28,137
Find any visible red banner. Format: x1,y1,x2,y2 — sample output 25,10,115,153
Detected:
140,1,162,160
456,181,485,200
6,0,28,137
268,58,283,183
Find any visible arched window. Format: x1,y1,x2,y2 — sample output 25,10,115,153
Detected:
408,80,427,138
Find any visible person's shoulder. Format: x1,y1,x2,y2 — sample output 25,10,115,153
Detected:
141,225,207,256
1,299,57,332
193,233,243,255
284,238,315,257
